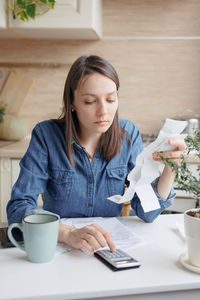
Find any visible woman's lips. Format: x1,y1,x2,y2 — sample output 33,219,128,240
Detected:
94,120,109,125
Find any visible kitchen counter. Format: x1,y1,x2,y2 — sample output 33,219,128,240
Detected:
0,141,13,148
0,139,199,163
0,139,30,159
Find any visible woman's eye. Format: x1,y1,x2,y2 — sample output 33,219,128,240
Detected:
85,101,94,105
107,99,116,102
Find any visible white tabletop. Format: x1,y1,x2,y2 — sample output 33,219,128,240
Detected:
0,214,200,300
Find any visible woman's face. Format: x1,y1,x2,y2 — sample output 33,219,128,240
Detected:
73,73,118,138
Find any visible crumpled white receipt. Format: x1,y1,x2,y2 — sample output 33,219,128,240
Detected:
107,118,187,212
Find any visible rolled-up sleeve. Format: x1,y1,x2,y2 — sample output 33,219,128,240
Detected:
131,177,176,222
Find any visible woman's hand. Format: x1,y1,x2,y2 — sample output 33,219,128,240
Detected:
152,136,188,199
58,223,116,253
152,136,188,166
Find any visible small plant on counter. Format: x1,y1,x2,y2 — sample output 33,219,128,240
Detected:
0,102,6,123
159,131,200,204
9,0,56,22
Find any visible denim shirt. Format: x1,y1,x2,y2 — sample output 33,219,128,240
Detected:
7,119,175,225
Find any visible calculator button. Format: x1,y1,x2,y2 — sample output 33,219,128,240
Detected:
99,249,131,261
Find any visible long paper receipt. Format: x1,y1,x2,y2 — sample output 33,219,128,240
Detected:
107,118,187,212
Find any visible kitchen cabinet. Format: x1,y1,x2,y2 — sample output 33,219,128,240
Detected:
0,140,42,224
0,0,102,40
0,157,19,223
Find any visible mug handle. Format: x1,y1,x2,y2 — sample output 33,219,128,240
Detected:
7,223,25,251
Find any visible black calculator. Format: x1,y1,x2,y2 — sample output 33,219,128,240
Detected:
94,249,140,271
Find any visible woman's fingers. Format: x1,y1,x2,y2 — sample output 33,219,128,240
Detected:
92,223,116,252
168,136,187,151
84,231,105,250
153,136,188,162
153,149,185,161
80,239,95,253
68,223,116,253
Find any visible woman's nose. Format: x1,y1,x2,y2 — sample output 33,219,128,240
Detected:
97,101,107,115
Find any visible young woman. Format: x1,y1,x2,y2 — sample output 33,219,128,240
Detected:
7,55,187,253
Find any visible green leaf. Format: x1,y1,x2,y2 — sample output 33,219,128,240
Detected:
17,10,29,21
11,0,56,22
24,0,33,4
25,3,36,19
47,0,55,9
17,0,25,9
39,0,47,4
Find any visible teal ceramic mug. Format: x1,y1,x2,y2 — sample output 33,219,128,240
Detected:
7,214,59,263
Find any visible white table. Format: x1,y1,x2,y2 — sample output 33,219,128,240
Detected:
0,214,200,300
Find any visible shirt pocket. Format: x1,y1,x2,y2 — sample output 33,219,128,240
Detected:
48,168,74,200
106,166,127,196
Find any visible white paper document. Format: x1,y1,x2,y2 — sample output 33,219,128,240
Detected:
58,217,148,253
108,119,188,212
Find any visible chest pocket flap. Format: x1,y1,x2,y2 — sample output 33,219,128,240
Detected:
106,167,127,196
106,167,127,180
49,169,74,184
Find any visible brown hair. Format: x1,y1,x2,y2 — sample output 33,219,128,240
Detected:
58,55,126,167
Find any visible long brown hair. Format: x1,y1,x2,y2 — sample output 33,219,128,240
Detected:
58,55,126,167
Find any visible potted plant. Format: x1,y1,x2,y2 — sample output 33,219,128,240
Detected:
160,131,200,206
8,0,56,22
0,101,29,141
0,102,6,123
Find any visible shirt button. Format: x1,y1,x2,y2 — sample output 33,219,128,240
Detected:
88,204,93,208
